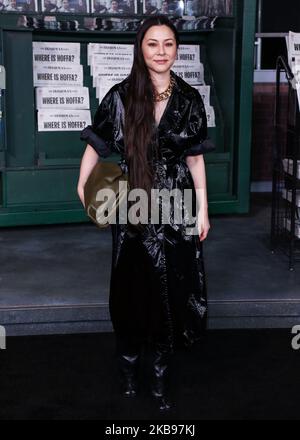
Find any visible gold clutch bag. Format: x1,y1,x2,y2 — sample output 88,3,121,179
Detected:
84,161,129,228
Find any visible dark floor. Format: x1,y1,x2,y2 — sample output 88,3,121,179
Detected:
0,329,299,420
1,192,300,334
1,198,300,420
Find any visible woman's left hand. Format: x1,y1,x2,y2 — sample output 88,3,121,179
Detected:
197,209,210,242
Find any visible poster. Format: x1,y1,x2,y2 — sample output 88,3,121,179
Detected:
185,0,233,17
287,32,300,58
192,85,215,127
33,42,81,65
35,87,90,110
91,0,138,14
33,41,88,132
143,0,184,16
193,84,211,107
173,45,205,84
90,53,133,76
93,64,131,85
33,64,83,86
1,0,37,11
87,43,133,66
205,106,215,127
176,44,201,65
37,109,91,132
41,0,90,13
286,32,300,109
172,64,205,85
96,75,129,101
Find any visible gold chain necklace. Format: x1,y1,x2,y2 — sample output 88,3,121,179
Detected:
153,76,176,102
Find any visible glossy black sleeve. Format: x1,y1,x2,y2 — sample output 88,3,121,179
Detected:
183,90,216,157
79,88,117,158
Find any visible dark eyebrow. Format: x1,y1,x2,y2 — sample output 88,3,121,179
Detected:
147,38,175,42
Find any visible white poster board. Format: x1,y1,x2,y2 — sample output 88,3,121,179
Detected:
35,87,90,109
37,109,91,132
33,64,83,86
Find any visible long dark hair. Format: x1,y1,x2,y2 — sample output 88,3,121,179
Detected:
124,16,180,201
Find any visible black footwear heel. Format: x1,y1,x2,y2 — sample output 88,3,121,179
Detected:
118,353,140,398
151,382,172,411
150,347,173,411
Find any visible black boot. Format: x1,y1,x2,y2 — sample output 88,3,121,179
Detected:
117,353,140,398
150,346,173,411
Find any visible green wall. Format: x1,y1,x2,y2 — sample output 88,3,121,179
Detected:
0,0,257,226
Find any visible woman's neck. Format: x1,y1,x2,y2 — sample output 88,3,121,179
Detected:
150,70,171,94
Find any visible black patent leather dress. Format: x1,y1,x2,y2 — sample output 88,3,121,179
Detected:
80,70,215,355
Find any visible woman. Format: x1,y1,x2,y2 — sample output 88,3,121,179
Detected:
77,15,215,412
